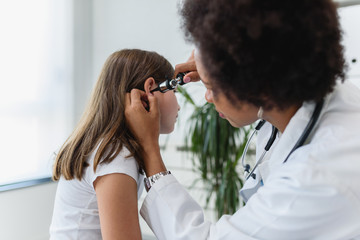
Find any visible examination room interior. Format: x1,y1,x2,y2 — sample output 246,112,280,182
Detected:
0,0,359,239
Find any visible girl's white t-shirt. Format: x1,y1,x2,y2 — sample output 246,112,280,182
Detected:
49,146,144,239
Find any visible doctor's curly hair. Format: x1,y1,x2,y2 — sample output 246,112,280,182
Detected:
181,0,346,109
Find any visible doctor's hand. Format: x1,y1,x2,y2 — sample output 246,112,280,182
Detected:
125,89,166,176
174,49,200,83
125,89,160,146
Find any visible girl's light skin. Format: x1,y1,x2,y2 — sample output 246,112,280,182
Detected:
144,77,180,134
95,173,140,239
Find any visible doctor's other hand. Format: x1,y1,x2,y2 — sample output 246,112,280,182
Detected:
174,49,200,83
125,89,160,148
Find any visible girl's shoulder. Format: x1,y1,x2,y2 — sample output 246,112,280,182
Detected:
85,145,143,188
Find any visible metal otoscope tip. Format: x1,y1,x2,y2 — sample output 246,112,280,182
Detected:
150,72,188,93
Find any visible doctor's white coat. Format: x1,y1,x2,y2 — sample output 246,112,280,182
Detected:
140,81,360,240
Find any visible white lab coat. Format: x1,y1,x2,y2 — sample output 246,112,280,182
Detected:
140,81,360,240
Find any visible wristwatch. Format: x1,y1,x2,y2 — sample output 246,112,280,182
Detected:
144,170,171,192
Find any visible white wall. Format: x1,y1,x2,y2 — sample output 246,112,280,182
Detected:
0,182,57,240
92,0,193,81
0,1,197,240
91,0,201,145
91,1,207,238
1,2,359,240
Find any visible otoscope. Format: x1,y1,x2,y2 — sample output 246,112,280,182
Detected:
150,72,187,93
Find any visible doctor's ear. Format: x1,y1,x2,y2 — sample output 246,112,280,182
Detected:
144,77,156,94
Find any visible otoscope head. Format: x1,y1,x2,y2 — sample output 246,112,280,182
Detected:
150,72,188,93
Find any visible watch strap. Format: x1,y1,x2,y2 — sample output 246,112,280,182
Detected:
144,170,171,192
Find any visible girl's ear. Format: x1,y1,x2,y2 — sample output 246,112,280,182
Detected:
144,77,156,94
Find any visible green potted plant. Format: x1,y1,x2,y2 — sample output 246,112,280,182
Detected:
178,86,253,218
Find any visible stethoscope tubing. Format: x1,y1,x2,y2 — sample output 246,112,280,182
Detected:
242,124,278,180
283,100,324,163
242,100,324,180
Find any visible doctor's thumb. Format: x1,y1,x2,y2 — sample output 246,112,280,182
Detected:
184,71,200,83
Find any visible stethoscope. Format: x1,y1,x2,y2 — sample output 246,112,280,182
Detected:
241,100,324,180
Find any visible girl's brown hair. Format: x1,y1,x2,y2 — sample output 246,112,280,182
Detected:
53,49,174,181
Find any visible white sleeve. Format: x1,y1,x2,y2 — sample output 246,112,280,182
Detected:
140,175,257,240
140,172,360,240
87,152,140,187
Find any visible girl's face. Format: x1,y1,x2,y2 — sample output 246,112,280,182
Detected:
154,89,180,134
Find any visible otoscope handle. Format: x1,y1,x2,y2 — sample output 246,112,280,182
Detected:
176,72,187,85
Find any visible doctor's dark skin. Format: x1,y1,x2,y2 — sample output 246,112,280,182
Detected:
125,0,345,177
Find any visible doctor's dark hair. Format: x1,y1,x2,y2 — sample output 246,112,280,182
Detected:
53,49,174,181
181,0,346,109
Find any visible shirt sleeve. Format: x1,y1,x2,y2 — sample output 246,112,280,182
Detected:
87,149,140,187
140,175,258,240
140,170,360,240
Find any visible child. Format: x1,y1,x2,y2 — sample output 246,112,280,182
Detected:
50,49,180,239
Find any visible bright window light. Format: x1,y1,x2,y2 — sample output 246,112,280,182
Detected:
0,0,73,185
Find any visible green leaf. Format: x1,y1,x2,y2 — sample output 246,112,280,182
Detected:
178,89,255,219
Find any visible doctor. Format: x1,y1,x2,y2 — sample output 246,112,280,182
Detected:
125,0,360,239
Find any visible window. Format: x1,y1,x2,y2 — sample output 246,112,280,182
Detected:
0,0,73,186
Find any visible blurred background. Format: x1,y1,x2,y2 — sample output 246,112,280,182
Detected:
0,0,359,239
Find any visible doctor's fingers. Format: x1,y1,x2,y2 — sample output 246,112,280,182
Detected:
130,89,160,116
174,62,200,83
125,90,148,134
174,55,200,83
125,89,159,118
125,90,146,118
125,90,160,143
128,89,146,105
